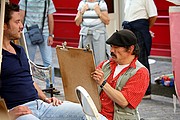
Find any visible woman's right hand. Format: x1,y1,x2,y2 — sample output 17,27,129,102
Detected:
81,4,89,14
9,106,32,120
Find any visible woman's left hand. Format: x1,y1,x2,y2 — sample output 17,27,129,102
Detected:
94,4,101,16
44,97,63,106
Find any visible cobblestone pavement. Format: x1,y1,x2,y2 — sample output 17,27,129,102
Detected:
34,47,180,120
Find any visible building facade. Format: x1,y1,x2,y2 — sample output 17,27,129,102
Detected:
10,0,175,57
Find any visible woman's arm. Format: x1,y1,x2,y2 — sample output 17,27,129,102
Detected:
94,4,110,25
33,82,62,106
48,13,54,46
149,16,157,28
74,3,88,26
33,82,47,101
74,11,83,26
9,106,32,120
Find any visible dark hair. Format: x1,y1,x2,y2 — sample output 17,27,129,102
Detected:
133,44,140,57
124,44,140,57
4,2,19,25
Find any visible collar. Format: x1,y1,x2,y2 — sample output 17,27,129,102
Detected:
109,57,138,69
129,57,138,69
2,41,22,55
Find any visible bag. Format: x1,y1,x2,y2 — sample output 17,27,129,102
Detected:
24,0,48,45
27,24,44,45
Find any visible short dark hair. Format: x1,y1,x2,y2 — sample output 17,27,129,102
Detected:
4,2,19,25
133,44,140,57
124,44,140,57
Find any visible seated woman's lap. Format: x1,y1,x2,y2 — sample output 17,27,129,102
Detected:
16,100,85,120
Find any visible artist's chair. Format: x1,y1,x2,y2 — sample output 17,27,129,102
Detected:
15,32,54,97
29,60,54,97
75,86,100,120
0,98,10,120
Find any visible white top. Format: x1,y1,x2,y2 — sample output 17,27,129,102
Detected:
124,0,158,22
19,0,56,34
113,64,129,78
77,1,108,26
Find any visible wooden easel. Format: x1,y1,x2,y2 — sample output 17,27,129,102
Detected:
0,1,11,119
0,0,6,73
0,98,10,120
56,44,101,111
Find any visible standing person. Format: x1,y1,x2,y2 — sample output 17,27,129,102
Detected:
1,2,85,120
91,30,149,120
18,0,60,93
122,0,158,98
75,0,110,65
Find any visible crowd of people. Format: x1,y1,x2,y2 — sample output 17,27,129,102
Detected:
0,0,158,119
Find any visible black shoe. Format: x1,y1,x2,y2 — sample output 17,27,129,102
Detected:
143,94,151,99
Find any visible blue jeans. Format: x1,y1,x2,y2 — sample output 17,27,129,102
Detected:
25,33,54,88
16,100,84,120
16,100,107,120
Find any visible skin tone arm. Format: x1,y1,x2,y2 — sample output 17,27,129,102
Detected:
91,69,129,108
74,4,88,26
101,81,129,108
9,106,32,120
33,82,47,101
74,3,110,26
149,16,157,28
20,9,54,46
94,4,110,25
74,11,83,26
33,82,62,106
48,13,54,46
8,66,61,119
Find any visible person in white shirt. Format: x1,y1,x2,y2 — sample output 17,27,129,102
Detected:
75,0,110,65
122,0,158,98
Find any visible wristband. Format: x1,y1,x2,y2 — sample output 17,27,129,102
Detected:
44,97,49,102
100,80,107,89
49,34,54,38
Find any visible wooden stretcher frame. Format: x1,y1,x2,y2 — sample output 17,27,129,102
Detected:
56,45,101,111
0,0,6,74
0,1,10,120
19,30,54,97
0,99,10,119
